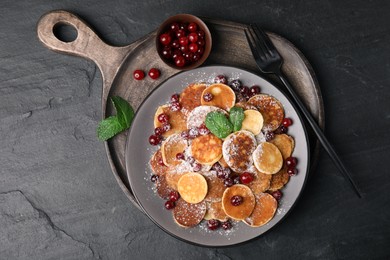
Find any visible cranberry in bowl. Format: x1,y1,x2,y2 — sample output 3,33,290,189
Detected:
156,14,212,70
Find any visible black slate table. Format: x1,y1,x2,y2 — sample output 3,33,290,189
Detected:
1,0,389,259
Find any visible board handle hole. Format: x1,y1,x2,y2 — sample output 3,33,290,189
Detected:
53,22,78,43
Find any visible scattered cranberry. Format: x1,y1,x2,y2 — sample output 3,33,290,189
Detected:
240,172,254,184
233,175,241,184
181,130,190,140
164,200,175,210
170,102,181,111
151,174,159,182
216,170,226,179
162,123,171,132
231,195,243,206
188,128,199,139
221,220,232,230
275,125,288,134
201,92,213,102
188,22,198,32
250,85,261,96
154,127,164,136
207,219,220,231
230,79,242,92
187,156,195,164
158,158,165,166
287,167,298,176
157,113,169,123
224,177,234,187
169,191,180,202
133,70,145,80
176,152,185,160
159,33,171,45
188,32,198,43
240,86,251,99
174,56,186,67
148,68,160,79
271,190,283,201
149,135,161,146
198,124,210,135
214,75,227,84
282,118,293,127
265,131,275,141
193,163,202,172
170,93,180,103
235,93,246,103
286,157,297,168
212,162,223,172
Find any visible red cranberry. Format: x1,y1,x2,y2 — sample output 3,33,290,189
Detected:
216,169,226,179
265,131,275,141
250,85,261,95
235,93,246,103
179,36,189,46
203,92,213,102
230,79,242,92
181,130,189,140
188,32,198,43
282,118,293,127
154,127,164,136
184,52,194,61
189,43,198,53
214,75,227,84
176,29,186,38
287,167,298,176
172,49,183,59
212,162,223,172
197,38,205,46
271,190,283,201
179,22,188,30
286,157,297,168
196,46,204,55
158,158,165,166
170,22,180,31
159,33,171,45
170,93,180,103
133,70,145,80
240,86,251,98
149,135,161,145
188,128,199,139
151,174,159,182
275,125,288,134
170,102,181,111
157,113,169,123
198,124,210,135
231,195,243,206
174,56,186,67
162,123,171,132
221,220,232,230
223,168,231,178
188,22,198,32
192,53,201,62
171,39,180,49
179,45,189,53
164,200,175,210
197,30,205,38
207,219,220,230
233,175,241,184
176,152,185,160
193,163,202,172
161,47,172,59
148,68,160,79
224,177,234,187
240,172,254,184
169,191,180,202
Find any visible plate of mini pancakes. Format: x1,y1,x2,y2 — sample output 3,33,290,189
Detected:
126,65,309,247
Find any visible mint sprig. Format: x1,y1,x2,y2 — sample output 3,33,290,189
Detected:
97,96,134,141
229,107,245,132
205,111,233,139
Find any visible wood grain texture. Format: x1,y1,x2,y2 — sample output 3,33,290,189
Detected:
1,0,389,259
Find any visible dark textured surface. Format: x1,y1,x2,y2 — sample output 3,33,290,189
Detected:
1,0,389,259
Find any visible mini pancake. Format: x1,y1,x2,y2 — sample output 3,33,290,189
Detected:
154,105,187,137
186,105,225,130
241,109,264,135
247,167,272,194
222,184,256,220
235,101,258,111
207,201,229,222
161,133,188,166
177,172,208,204
191,134,223,165
179,83,207,115
247,94,284,132
253,142,283,175
222,130,257,173
201,83,236,111
165,170,186,190
202,171,226,202
244,193,277,227
269,134,295,159
173,199,207,228
268,165,290,191
150,149,169,175
155,174,175,200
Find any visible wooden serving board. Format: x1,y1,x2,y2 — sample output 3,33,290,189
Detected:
37,11,324,212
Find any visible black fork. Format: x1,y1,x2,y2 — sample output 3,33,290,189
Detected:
245,24,362,198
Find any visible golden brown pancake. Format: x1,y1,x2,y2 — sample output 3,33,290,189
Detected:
165,170,186,190
150,149,169,175
173,199,207,228
161,133,187,166
247,167,272,194
179,83,207,115
202,172,226,202
247,94,284,131
177,172,208,204
155,174,175,200
268,165,290,191
154,105,187,137
201,83,236,111
222,184,256,220
269,134,295,160
235,101,258,111
186,105,225,130
253,142,283,174
244,193,277,227
191,134,223,165
207,201,229,222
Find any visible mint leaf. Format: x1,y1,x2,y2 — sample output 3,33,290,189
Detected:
205,111,233,139
111,96,134,128
229,106,245,132
97,116,125,141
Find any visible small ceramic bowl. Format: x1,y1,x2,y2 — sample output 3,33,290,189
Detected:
156,14,212,70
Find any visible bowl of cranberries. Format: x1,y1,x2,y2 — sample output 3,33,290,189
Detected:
156,14,212,70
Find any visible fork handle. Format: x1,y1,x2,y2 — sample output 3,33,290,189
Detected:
277,73,362,198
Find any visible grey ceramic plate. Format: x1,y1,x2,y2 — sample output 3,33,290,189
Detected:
126,65,309,247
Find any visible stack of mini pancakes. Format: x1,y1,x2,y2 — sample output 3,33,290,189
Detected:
150,82,295,229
